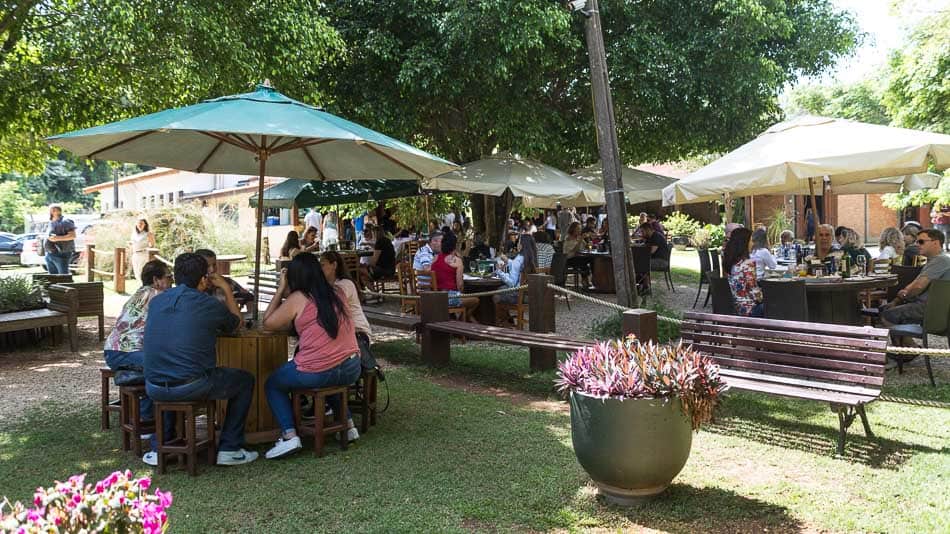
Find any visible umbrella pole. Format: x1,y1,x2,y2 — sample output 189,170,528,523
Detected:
808,177,820,225
252,149,268,322
424,194,430,233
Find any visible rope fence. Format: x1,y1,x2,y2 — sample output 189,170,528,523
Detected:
153,254,174,267
546,284,684,325
361,284,527,300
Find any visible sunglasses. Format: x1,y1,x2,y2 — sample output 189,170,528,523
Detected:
917,239,933,245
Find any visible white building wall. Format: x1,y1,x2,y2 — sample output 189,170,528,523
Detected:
98,171,251,212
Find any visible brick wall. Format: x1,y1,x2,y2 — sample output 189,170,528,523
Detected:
835,194,898,244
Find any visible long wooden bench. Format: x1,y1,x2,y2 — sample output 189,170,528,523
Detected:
0,284,79,352
680,311,888,455
364,309,420,332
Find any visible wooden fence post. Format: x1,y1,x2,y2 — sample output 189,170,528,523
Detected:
419,291,450,367
113,247,126,294
528,273,557,371
86,244,95,282
622,309,658,343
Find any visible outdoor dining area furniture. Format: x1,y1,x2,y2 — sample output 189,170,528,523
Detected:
214,254,247,275
462,274,504,325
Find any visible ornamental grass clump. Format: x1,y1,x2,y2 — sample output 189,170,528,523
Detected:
0,470,172,533
556,336,728,429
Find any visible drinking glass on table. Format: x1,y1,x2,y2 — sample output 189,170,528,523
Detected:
855,255,866,276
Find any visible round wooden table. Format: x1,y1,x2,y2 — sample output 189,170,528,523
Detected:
463,276,504,325
802,275,897,325
578,251,615,293
216,327,288,444
215,254,247,276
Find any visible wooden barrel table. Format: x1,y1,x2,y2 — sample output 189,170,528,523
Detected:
578,251,615,293
463,276,504,325
216,328,289,444
803,275,898,326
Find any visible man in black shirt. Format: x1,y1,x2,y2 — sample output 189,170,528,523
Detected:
640,223,670,270
361,233,397,287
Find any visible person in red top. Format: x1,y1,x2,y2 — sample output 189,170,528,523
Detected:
431,231,478,319
261,253,361,459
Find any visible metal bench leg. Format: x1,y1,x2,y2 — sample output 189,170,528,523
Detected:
856,404,873,437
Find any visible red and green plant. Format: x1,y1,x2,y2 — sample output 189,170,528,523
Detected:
555,336,727,429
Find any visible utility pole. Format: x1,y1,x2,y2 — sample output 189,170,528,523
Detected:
112,166,119,211
579,0,638,307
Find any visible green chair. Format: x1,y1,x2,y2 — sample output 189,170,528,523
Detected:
887,279,950,386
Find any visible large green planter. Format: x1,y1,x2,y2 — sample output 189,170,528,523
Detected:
569,392,692,504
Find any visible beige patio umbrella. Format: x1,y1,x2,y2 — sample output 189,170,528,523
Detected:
662,115,950,206
535,162,677,207
825,172,943,195
424,152,603,206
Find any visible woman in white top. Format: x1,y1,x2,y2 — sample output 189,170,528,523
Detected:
877,227,904,261
322,211,339,249
319,251,371,341
129,218,156,281
749,228,777,279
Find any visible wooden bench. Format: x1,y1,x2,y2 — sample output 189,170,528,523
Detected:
364,309,420,332
59,282,104,341
0,284,79,351
680,311,888,455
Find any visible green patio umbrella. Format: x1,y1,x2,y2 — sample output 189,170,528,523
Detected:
249,179,421,209
47,83,458,319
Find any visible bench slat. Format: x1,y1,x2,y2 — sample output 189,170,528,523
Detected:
700,349,884,387
683,332,887,368
681,320,888,351
722,375,878,405
365,311,420,331
685,312,889,340
719,368,883,398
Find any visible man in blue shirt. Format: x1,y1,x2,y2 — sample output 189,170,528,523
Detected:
44,205,76,274
143,253,258,466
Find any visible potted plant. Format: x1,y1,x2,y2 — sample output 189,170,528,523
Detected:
662,212,700,250
556,336,726,504
0,275,43,314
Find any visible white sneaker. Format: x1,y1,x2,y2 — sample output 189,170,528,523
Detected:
216,448,259,466
347,426,360,442
265,436,302,459
140,433,154,440
142,451,158,466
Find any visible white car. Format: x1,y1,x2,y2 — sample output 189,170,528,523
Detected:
17,233,45,267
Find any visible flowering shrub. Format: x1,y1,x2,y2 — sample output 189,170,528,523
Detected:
555,336,727,429
0,470,172,533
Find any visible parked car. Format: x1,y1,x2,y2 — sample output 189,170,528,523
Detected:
17,233,44,267
0,234,23,265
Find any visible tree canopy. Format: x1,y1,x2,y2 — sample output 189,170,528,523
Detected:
785,79,891,125
320,0,859,170
0,0,343,173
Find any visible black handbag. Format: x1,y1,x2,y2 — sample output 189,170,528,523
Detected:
356,332,384,381
113,364,145,386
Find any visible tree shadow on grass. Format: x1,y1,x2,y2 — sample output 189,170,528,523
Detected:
594,483,804,533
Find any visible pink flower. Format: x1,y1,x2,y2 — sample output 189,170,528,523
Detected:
137,477,151,491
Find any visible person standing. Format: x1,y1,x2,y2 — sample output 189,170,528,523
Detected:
805,208,816,243
44,204,76,274
322,211,339,250
556,204,574,242
304,208,322,242
544,211,557,241
129,218,156,281
143,253,258,466
931,203,950,252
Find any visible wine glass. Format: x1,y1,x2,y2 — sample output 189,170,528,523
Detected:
856,255,866,276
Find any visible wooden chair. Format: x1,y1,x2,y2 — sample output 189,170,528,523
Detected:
706,273,736,315
119,385,155,458
496,272,528,330
425,270,469,322
154,400,217,476
100,368,120,430
292,386,350,457
759,279,809,322
397,261,417,314
341,253,362,289
348,370,379,434
60,281,105,340
406,240,420,257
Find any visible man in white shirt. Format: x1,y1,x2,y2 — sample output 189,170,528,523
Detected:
303,208,322,242
556,204,575,242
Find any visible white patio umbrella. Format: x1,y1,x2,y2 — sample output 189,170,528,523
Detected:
424,152,603,206
826,172,943,195
662,115,950,206
543,162,677,207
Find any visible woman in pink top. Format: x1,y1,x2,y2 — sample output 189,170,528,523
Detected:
262,253,360,459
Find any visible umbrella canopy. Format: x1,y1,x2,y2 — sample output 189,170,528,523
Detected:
47,83,458,319
662,115,950,206
424,152,603,207
249,179,420,209
47,84,457,181
546,163,677,206
826,172,942,195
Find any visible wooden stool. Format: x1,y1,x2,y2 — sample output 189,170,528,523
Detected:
100,368,121,430
349,371,379,434
154,400,217,476
119,385,155,457
292,386,349,457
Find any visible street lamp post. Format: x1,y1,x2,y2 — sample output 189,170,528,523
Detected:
572,0,639,307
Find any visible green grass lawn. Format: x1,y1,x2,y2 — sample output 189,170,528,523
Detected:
2,340,947,532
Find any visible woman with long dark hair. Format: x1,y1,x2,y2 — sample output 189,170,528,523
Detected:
262,253,360,459
280,230,301,258
129,218,156,281
493,234,537,323
722,227,764,317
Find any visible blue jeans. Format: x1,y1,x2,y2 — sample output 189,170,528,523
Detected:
265,355,361,434
146,367,254,452
104,350,153,420
750,302,765,318
45,252,71,274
